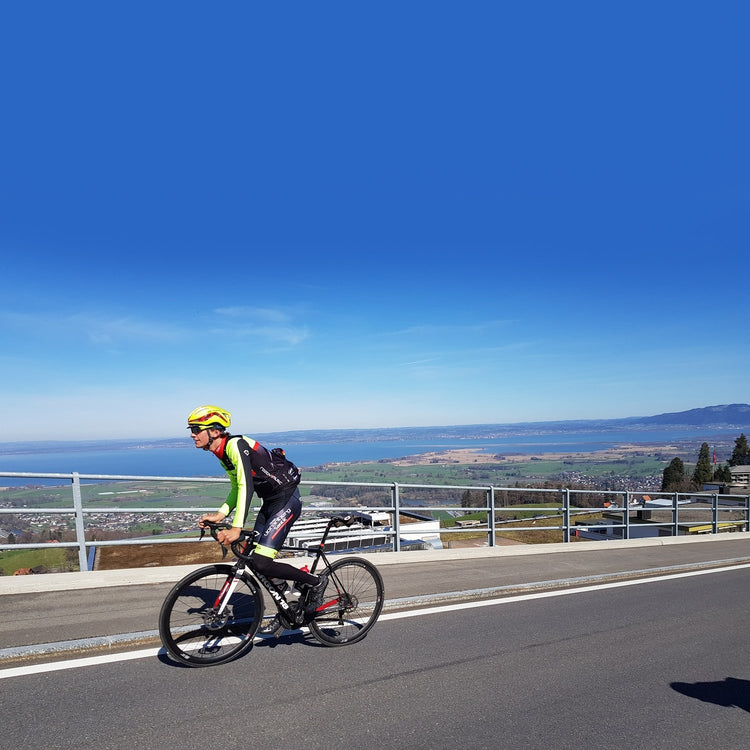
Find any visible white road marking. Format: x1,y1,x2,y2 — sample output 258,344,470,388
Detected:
0,646,161,679
2,562,749,680
381,562,750,619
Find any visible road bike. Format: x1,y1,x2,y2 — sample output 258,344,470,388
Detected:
158,515,385,667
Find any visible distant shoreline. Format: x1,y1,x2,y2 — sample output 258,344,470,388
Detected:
0,426,739,487
378,443,678,467
1,403,749,454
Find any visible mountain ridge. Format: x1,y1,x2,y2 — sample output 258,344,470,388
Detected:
620,403,750,426
258,403,750,442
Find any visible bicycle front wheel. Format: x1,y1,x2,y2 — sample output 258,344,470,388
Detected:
308,557,384,646
158,564,264,667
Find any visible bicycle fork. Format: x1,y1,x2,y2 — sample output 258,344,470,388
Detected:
213,572,243,616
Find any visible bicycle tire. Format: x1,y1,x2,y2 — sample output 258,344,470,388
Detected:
158,564,264,667
308,557,384,646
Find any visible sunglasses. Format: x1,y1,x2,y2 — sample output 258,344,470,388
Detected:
188,425,206,435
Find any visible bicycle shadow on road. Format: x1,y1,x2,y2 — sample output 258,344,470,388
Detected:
156,630,325,668
670,677,750,713
157,648,199,668
254,629,327,650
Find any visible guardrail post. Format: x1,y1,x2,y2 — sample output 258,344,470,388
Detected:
673,492,679,537
488,487,496,547
71,473,89,572
624,491,630,540
562,488,570,543
712,493,718,534
392,483,401,552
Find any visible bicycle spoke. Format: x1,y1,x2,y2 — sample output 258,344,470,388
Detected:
159,565,263,666
308,558,384,646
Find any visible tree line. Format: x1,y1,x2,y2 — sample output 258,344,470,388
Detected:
661,433,750,492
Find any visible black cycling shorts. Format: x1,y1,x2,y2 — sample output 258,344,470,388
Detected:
252,488,302,559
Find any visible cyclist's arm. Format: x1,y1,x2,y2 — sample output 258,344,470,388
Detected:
219,437,256,528
217,470,239,520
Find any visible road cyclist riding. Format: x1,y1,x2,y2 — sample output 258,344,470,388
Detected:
159,515,385,665
158,405,385,666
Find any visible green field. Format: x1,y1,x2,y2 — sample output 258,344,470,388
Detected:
0,547,78,576
0,453,670,515
300,453,669,487
0,479,230,508
0,450,671,507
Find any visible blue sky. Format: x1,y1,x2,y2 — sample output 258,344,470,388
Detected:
1,2,747,440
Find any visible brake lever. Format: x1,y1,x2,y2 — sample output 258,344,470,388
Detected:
200,522,230,558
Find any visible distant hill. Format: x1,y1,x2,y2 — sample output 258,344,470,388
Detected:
621,404,750,427
253,404,750,444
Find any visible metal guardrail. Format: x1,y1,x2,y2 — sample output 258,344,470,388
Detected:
1,471,749,572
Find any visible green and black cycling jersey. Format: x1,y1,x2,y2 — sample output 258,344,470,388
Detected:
213,435,300,528
211,434,314,585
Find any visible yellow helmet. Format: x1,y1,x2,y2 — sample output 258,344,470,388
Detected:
187,405,231,431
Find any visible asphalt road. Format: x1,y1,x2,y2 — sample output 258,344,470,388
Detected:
1,562,749,750
3,536,750,657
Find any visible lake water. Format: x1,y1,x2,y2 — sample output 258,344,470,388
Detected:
0,426,735,486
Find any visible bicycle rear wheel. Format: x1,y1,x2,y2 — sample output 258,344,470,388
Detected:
308,557,384,646
158,564,264,667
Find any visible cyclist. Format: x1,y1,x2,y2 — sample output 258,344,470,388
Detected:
188,405,327,615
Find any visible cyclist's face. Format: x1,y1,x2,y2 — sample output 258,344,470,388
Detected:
190,427,211,449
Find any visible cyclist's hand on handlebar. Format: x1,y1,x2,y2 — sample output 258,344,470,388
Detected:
216,526,242,546
199,512,226,529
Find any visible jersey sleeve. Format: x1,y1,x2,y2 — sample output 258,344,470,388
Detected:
217,470,239,519
219,437,257,526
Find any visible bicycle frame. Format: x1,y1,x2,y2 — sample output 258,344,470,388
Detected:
211,514,352,628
